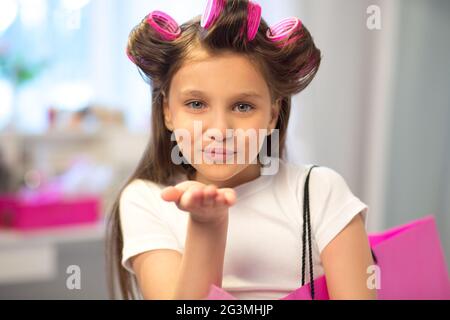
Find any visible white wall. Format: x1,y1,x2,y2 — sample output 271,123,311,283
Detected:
384,0,450,267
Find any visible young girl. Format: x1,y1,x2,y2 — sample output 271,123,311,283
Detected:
107,0,376,300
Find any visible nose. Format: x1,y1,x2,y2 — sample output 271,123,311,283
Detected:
204,109,233,141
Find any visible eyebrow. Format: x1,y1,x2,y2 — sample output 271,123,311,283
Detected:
179,89,263,100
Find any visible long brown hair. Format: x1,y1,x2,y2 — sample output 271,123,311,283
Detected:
106,0,321,299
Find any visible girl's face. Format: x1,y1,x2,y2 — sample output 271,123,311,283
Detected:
163,48,280,187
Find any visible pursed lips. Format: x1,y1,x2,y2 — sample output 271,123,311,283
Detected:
202,147,237,155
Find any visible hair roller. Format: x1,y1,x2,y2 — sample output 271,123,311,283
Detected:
246,1,261,41
201,0,226,29
266,17,303,47
146,10,181,41
125,46,148,66
126,47,136,64
298,53,319,78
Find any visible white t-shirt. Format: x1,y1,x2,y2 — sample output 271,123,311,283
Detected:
119,158,369,300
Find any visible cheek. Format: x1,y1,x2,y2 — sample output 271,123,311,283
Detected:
173,126,202,164
170,109,190,128
239,132,268,162
239,112,273,133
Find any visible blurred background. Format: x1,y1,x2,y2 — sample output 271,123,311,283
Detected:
0,0,449,299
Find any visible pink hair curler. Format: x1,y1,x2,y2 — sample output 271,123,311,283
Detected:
126,47,149,66
126,47,136,64
266,17,303,47
298,54,318,78
146,10,181,41
246,1,261,41
201,0,226,29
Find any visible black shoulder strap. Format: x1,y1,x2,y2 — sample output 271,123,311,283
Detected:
301,165,378,301
302,164,319,300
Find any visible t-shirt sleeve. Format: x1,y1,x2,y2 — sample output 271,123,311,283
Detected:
307,166,369,254
119,179,182,274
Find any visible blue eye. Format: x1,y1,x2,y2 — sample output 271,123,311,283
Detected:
233,103,254,113
186,101,205,110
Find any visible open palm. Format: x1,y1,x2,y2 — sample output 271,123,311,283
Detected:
161,180,236,224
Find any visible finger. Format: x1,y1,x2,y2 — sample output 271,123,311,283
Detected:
160,186,182,202
180,185,203,209
203,185,218,206
173,180,203,193
221,188,236,206
214,192,226,207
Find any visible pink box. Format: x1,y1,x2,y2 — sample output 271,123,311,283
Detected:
0,194,100,230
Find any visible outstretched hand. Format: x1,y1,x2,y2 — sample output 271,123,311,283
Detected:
161,181,236,224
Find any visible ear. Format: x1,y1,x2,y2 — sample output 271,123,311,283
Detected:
162,91,174,131
268,98,281,132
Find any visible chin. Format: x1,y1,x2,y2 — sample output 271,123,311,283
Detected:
195,163,243,182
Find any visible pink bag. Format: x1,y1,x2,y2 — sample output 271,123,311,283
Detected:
206,166,450,300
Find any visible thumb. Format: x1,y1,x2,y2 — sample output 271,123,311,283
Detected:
161,186,182,202
161,181,202,202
